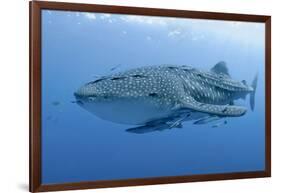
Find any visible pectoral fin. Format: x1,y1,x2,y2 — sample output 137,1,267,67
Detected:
126,124,170,134
182,97,247,117
212,120,227,128
126,113,189,134
193,115,220,124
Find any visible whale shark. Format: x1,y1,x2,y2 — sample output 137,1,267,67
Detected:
74,62,257,134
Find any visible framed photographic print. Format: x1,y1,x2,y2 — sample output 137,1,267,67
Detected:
30,1,271,192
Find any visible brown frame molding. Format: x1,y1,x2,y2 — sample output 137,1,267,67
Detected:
29,1,271,192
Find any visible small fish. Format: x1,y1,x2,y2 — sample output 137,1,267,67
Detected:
51,101,60,106
212,120,227,128
46,115,52,121
193,116,220,125
53,117,59,124
126,124,171,134
110,64,122,71
92,75,102,78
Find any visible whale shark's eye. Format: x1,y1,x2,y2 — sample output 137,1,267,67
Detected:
88,97,96,101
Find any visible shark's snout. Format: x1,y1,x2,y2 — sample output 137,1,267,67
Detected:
74,90,86,99
74,85,98,100
74,91,83,99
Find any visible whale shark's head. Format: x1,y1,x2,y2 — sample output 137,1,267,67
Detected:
74,75,173,125
74,77,115,104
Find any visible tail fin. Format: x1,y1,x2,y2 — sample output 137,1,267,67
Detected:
250,74,258,111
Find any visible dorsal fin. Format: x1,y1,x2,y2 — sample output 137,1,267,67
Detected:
211,61,230,76
242,80,247,85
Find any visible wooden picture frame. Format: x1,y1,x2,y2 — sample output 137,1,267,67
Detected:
30,1,271,192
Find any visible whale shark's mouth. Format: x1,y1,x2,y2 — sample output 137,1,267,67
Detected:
74,92,94,105
74,91,113,105
74,91,97,99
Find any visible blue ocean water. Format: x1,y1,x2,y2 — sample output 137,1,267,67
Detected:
41,10,265,184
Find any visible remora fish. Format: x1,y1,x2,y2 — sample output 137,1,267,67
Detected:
74,62,257,133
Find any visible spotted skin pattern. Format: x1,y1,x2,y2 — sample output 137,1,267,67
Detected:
75,65,253,120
